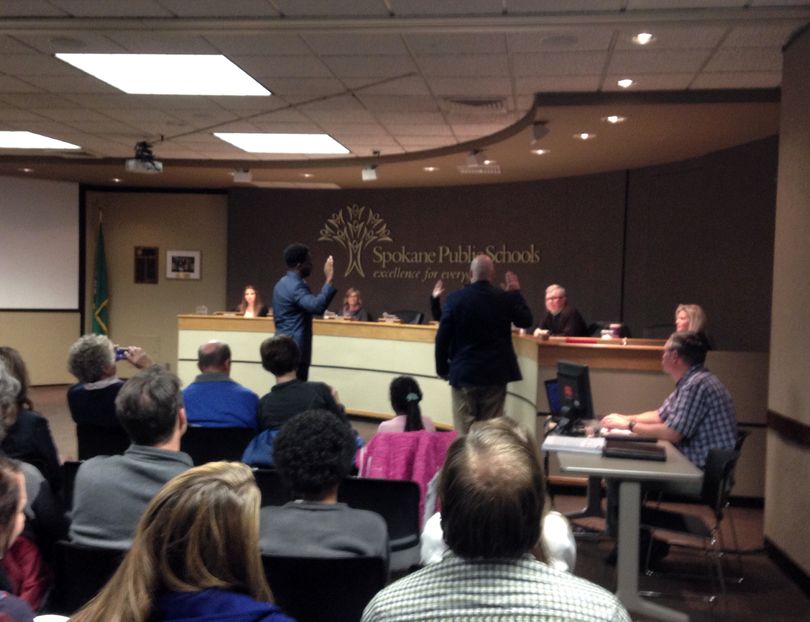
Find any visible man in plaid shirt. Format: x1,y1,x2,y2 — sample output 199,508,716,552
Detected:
602,330,737,470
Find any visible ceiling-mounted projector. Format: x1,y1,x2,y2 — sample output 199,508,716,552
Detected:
125,141,163,174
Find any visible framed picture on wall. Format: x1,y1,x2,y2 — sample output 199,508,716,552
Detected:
134,246,158,284
166,249,201,280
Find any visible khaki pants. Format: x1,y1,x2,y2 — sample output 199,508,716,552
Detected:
452,384,507,435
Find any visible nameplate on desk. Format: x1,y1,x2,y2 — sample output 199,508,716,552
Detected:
542,435,605,454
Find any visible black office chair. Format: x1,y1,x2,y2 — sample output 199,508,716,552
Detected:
389,309,424,325
253,468,293,506
49,540,126,614
180,426,255,465
76,424,130,460
262,554,387,622
60,460,82,510
640,447,742,602
338,477,421,573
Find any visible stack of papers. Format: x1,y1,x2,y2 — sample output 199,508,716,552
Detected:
542,435,605,454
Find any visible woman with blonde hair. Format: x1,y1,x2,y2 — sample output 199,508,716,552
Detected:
238,285,269,318
674,303,714,349
341,288,370,321
72,462,294,622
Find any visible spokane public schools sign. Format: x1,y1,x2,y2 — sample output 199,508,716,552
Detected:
319,204,541,283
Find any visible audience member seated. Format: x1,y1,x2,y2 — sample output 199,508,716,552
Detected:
69,367,193,549
342,287,371,321
238,284,269,318
0,347,61,493
0,363,67,559
419,416,576,573
259,410,388,565
533,283,589,337
362,417,630,622
675,303,715,349
0,456,49,616
182,340,259,429
71,462,294,622
67,334,154,429
376,376,435,434
257,336,346,431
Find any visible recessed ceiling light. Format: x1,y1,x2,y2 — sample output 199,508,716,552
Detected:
632,32,656,46
573,132,596,141
617,78,634,89
111,177,123,183
55,53,270,96
530,148,550,155
300,172,314,178
18,167,34,173
214,133,349,155
602,115,627,124
482,158,496,166
423,166,439,172
0,131,79,150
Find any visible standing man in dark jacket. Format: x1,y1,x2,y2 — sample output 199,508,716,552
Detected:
435,255,533,433
272,243,337,381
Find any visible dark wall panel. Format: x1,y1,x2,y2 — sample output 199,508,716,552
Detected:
623,136,777,350
227,137,776,351
227,173,626,328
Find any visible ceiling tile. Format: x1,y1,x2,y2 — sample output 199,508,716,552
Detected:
385,124,454,137
301,108,379,125
343,75,431,96
515,75,601,93
252,121,322,133
230,55,331,79
23,75,122,94
0,93,80,108
48,0,173,17
0,76,44,93
416,54,509,77
396,135,455,146
608,49,712,73
513,51,608,76
272,0,391,18
64,119,143,133
264,77,347,96
704,47,783,72
390,0,503,16
0,36,41,54
427,77,513,97
0,107,46,121
0,54,81,76
603,73,695,90
326,125,387,137
31,108,121,122
0,1,68,17
357,94,440,112
205,33,311,56
303,33,408,56
375,111,447,125
405,33,508,55
626,0,744,8
321,55,418,78
157,0,281,17
691,71,781,89
613,25,727,50
723,23,807,48
508,29,614,52
11,33,126,54
104,32,219,53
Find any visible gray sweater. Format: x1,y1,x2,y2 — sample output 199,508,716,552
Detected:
69,444,193,549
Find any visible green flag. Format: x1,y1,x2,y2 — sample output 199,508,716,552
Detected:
92,223,110,335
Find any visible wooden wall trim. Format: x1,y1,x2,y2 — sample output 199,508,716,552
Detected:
765,537,810,597
767,410,810,448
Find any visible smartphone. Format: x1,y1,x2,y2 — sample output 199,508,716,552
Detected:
115,346,129,361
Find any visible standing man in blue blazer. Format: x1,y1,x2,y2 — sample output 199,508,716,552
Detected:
435,255,533,434
272,243,337,381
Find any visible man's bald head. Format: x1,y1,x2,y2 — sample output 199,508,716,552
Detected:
197,340,231,374
469,254,495,283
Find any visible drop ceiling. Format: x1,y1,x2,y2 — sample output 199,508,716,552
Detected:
0,1,806,189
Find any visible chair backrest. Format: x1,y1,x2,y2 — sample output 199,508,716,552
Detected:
389,309,424,325
253,468,293,506
60,460,82,510
338,477,420,553
76,424,130,460
735,428,750,452
180,425,255,465
262,554,387,622
700,448,741,519
49,540,126,614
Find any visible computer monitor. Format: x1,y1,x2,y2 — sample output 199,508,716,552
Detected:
554,361,595,436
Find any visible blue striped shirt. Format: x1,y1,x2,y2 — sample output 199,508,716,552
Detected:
659,365,737,468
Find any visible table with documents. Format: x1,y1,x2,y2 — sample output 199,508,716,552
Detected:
554,440,703,622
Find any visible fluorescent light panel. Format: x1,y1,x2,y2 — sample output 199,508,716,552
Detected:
55,53,270,96
215,133,349,155
0,131,79,149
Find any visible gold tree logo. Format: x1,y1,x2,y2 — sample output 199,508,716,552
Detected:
319,204,392,277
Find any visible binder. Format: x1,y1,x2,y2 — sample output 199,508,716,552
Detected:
602,439,666,461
